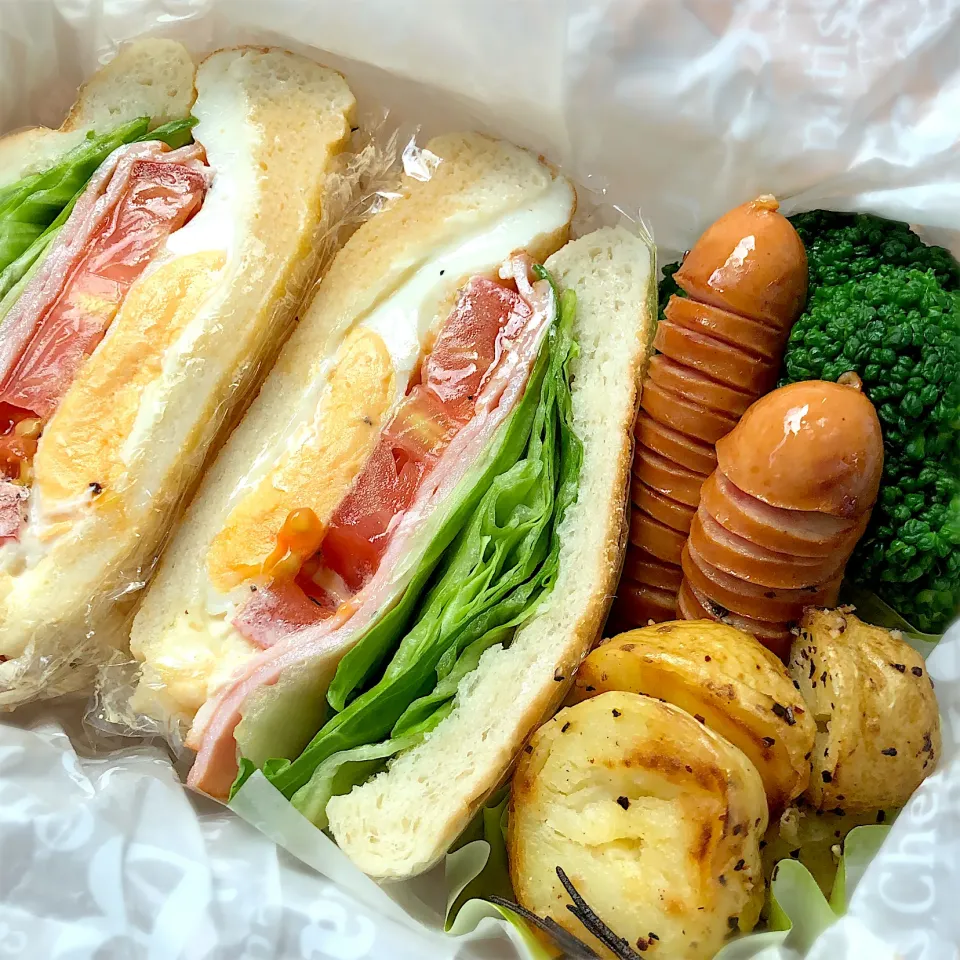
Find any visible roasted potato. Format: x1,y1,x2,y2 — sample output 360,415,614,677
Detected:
509,691,768,960
569,621,815,811
789,608,941,812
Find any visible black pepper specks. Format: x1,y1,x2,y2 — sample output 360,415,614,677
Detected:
88,482,103,496
612,709,621,718
554,669,565,682
912,666,924,678
616,796,630,810
524,744,533,754
891,663,906,673
585,685,595,692
822,771,833,783
772,702,796,725
881,747,898,757
561,722,570,733
761,736,776,748
733,859,745,871
704,655,712,662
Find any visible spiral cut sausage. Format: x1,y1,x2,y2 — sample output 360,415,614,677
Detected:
613,196,808,629
681,380,884,658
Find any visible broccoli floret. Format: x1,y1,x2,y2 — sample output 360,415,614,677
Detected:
791,210,960,291
783,213,960,632
658,259,683,321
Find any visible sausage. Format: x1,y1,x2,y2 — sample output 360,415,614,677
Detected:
647,354,755,417
664,296,786,362
613,581,678,631
672,195,808,327
688,509,845,590
629,511,687,565
678,580,794,661
631,478,696,533
653,320,780,394
678,379,883,656
623,547,685,592
639,378,740,445
614,195,808,632
634,413,717,475
699,470,868,559
716,380,884,518
633,444,708,507
681,540,842,622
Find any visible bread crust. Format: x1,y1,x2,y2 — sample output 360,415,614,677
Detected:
0,40,197,188
326,226,657,878
0,47,356,708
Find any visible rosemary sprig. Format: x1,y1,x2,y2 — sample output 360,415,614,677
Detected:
488,866,645,960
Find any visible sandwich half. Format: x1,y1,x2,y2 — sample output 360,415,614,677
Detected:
0,43,356,706
328,226,656,877
130,132,655,880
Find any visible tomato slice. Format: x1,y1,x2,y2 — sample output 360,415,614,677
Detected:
297,277,532,602
0,159,206,419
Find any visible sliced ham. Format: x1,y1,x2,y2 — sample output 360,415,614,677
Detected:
187,263,556,798
233,580,330,649
0,481,26,541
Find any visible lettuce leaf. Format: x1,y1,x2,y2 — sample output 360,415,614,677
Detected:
263,276,582,818
0,116,197,298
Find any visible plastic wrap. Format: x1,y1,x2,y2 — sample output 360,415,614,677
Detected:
0,48,392,712
2,2,960,959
